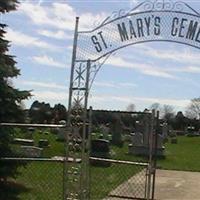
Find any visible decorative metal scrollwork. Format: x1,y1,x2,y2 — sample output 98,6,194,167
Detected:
154,0,173,11
93,9,127,28
88,53,112,90
142,1,154,11
173,1,184,12
73,62,87,88
132,0,185,13
93,0,200,29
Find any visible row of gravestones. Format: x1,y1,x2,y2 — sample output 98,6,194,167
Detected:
96,116,167,157
128,121,181,157
12,138,42,157
13,129,50,158
96,119,179,157
128,118,165,157
93,118,165,156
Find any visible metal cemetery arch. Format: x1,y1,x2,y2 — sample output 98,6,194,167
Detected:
66,0,200,199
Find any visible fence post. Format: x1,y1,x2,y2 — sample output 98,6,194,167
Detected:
87,106,92,199
151,110,159,200
80,60,91,199
146,110,155,200
64,16,79,200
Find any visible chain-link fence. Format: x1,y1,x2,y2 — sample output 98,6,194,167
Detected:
90,157,148,200
0,111,155,200
0,124,66,200
0,159,63,200
88,133,150,200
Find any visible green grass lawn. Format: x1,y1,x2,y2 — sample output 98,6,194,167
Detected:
33,132,65,157
17,162,63,200
90,163,145,199
158,136,200,172
6,129,65,200
11,132,145,200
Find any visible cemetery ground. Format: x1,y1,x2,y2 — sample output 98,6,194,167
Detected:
158,136,200,172
7,129,200,200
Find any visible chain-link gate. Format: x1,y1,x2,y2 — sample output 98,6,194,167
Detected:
2,0,200,199
88,110,157,200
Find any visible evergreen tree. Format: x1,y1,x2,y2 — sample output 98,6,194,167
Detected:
0,0,31,185
29,101,55,123
53,103,67,123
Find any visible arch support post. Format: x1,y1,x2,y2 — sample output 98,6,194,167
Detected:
65,56,91,199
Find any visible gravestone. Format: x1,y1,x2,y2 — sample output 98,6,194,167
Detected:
129,112,150,155
131,132,143,146
162,123,168,139
57,128,65,141
13,138,34,146
90,139,111,166
27,127,35,139
161,123,169,143
110,117,123,147
38,139,49,148
129,113,165,156
99,124,110,139
154,134,165,156
56,120,67,141
99,134,104,139
91,132,96,139
156,134,164,148
21,146,43,157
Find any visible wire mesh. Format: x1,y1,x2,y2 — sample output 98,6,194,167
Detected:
90,158,147,200
76,1,200,62
0,126,66,158
89,134,149,200
0,126,66,200
0,159,63,200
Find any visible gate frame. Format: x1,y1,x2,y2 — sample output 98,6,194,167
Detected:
88,109,157,200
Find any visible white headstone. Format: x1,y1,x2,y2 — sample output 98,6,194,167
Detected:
156,134,164,148
21,146,43,157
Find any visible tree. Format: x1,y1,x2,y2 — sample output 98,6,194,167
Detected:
53,103,67,123
173,111,188,131
29,100,41,123
185,98,200,119
29,101,67,124
0,0,31,187
149,102,161,111
126,103,136,112
162,104,175,122
29,101,52,123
